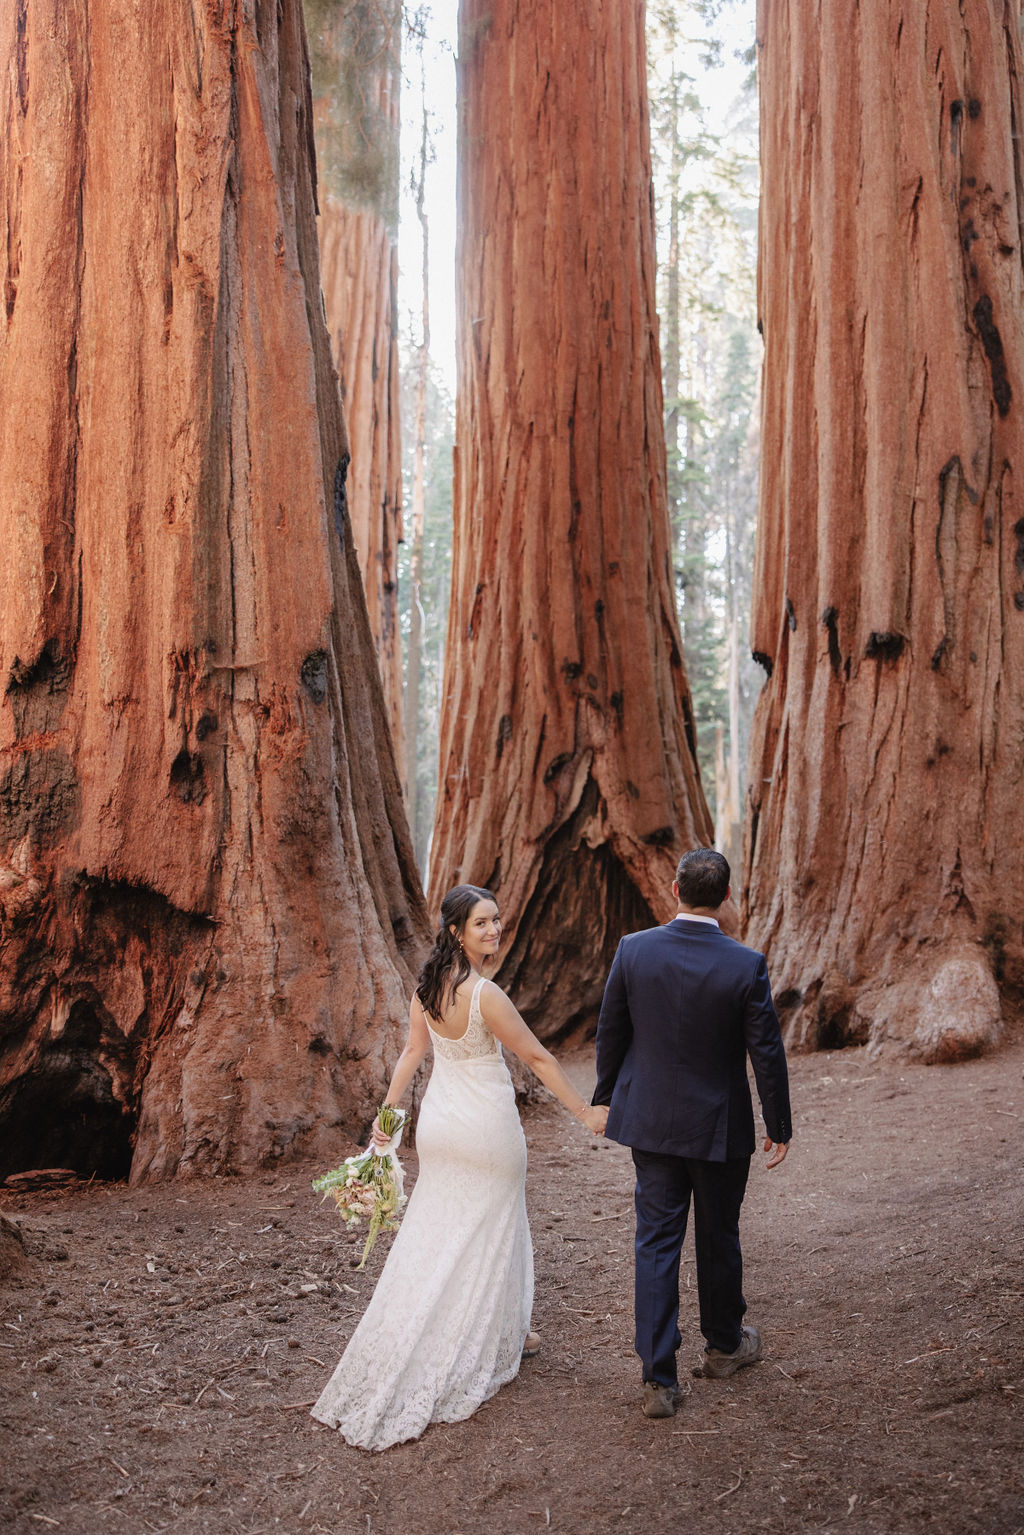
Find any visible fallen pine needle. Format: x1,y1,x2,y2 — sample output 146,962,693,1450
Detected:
589,1212,628,1223
30,1518,61,1527
283,1399,318,1410
715,1469,743,1502
109,1458,130,1478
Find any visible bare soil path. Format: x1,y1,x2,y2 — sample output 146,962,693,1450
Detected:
2,1041,1022,1535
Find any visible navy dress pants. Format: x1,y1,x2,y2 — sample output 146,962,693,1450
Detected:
632,1148,751,1386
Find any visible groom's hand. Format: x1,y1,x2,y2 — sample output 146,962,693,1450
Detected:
764,1137,789,1169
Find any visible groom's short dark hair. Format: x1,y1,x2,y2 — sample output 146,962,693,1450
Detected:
675,848,730,909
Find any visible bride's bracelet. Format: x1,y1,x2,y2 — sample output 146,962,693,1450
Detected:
573,1102,590,1120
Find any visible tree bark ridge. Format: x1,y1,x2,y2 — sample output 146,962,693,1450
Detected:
309,0,404,761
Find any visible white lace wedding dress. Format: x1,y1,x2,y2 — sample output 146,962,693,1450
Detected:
311,977,534,1451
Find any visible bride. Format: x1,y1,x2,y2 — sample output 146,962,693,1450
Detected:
311,883,608,1451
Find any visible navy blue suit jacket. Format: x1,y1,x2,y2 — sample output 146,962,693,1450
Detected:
594,919,792,1161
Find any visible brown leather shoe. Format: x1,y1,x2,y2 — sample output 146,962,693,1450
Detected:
701,1324,763,1379
642,1381,685,1418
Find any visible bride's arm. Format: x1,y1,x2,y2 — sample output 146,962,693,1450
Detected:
370,997,430,1146
480,983,608,1135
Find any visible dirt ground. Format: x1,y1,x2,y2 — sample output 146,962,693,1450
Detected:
2,1038,1023,1535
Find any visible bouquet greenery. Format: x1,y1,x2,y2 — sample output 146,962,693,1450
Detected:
312,1104,407,1269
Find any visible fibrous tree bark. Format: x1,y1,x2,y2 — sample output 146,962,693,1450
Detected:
0,0,427,1181
308,0,405,763
745,0,1024,1060
403,42,432,862
430,0,714,1042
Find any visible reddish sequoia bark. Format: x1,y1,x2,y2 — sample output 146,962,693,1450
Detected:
308,1,405,764
403,65,432,857
745,0,1024,1060
429,0,715,1041
0,0,428,1181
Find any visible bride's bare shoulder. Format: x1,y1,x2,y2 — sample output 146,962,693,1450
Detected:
477,977,515,1017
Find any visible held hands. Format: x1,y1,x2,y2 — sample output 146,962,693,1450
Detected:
579,1104,609,1136
764,1136,789,1169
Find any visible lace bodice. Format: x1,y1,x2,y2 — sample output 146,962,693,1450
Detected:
427,977,501,1062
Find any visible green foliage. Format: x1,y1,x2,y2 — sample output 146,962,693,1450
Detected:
648,0,761,824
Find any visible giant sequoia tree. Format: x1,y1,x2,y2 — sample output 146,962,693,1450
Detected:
308,0,405,760
429,0,714,1040
745,0,1024,1059
0,0,427,1181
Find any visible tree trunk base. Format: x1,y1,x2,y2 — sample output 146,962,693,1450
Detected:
494,785,663,1046
0,875,209,1183
0,1213,30,1284
779,943,1006,1065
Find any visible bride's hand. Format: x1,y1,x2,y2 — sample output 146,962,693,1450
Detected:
580,1104,608,1135
371,1116,391,1150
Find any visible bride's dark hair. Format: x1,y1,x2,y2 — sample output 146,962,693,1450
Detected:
416,884,497,1021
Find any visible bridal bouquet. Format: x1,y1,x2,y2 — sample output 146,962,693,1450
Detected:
312,1104,407,1270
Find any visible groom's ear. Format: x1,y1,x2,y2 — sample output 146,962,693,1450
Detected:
672,880,680,902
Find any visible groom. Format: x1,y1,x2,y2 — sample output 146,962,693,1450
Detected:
593,848,791,1419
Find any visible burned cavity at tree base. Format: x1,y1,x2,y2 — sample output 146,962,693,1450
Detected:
0,877,212,1183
